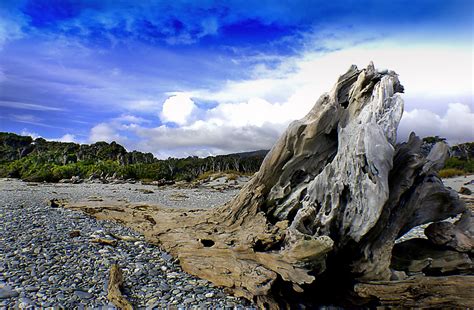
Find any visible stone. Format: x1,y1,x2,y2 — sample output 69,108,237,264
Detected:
459,187,472,195
69,230,81,238
0,287,19,299
74,290,93,299
24,286,39,292
17,297,33,308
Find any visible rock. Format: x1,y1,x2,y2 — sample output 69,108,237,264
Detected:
390,270,407,281
71,176,83,184
24,286,39,292
74,290,93,299
0,287,19,299
69,230,81,238
17,297,33,308
459,187,472,195
136,188,154,194
169,193,189,201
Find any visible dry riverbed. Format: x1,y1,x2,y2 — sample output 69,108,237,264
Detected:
0,178,253,309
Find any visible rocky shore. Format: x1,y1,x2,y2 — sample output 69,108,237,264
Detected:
1,173,472,308
0,178,253,309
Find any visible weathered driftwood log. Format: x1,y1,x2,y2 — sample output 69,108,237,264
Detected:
64,63,472,307
391,238,473,275
354,275,474,308
107,264,133,310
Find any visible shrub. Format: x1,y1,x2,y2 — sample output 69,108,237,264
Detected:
439,168,465,178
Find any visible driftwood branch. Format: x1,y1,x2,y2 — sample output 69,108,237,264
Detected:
91,238,118,247
107,264,133,310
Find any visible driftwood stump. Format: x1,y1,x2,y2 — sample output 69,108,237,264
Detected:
107,264,133,310
64,63,473,308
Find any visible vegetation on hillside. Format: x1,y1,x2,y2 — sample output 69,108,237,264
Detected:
0,132,267,182
1,132,473,182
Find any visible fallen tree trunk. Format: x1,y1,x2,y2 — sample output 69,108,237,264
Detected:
63,63,472,307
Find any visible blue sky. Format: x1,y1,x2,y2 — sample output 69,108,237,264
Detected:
0,0,472,158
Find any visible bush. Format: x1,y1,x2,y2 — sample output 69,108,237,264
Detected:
443,157,474,176
439,168,465,178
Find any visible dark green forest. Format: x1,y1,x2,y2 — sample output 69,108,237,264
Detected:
0,132,473,183
0,132,266,182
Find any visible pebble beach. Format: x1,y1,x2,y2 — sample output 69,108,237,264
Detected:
1,174,472,309
0,178,253,309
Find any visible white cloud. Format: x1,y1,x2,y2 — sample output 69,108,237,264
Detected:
86,35,473,158
56,133,77,143
399,103,474,143
20,129,40,139
89,123,126,144
19,130,79,144
187,39,472,113
132,123,281,159
160,93,198,125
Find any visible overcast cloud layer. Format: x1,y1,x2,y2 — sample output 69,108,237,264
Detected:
0,0,472,158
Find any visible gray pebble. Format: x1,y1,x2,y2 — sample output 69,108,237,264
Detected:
73,290,93,299
0,287,19,299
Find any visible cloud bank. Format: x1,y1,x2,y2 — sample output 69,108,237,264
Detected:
86,39,473,158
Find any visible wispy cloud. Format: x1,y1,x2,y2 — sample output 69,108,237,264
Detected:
9,114,59,128
0,100,64,111
113,114,151,124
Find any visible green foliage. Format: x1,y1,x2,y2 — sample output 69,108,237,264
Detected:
444,157,474,173
422,136,446,144
0,132,267,182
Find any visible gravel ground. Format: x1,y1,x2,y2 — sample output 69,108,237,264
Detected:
2,175,471,308
0,178,253,309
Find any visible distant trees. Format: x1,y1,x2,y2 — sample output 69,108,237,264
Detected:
0,132,267,182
